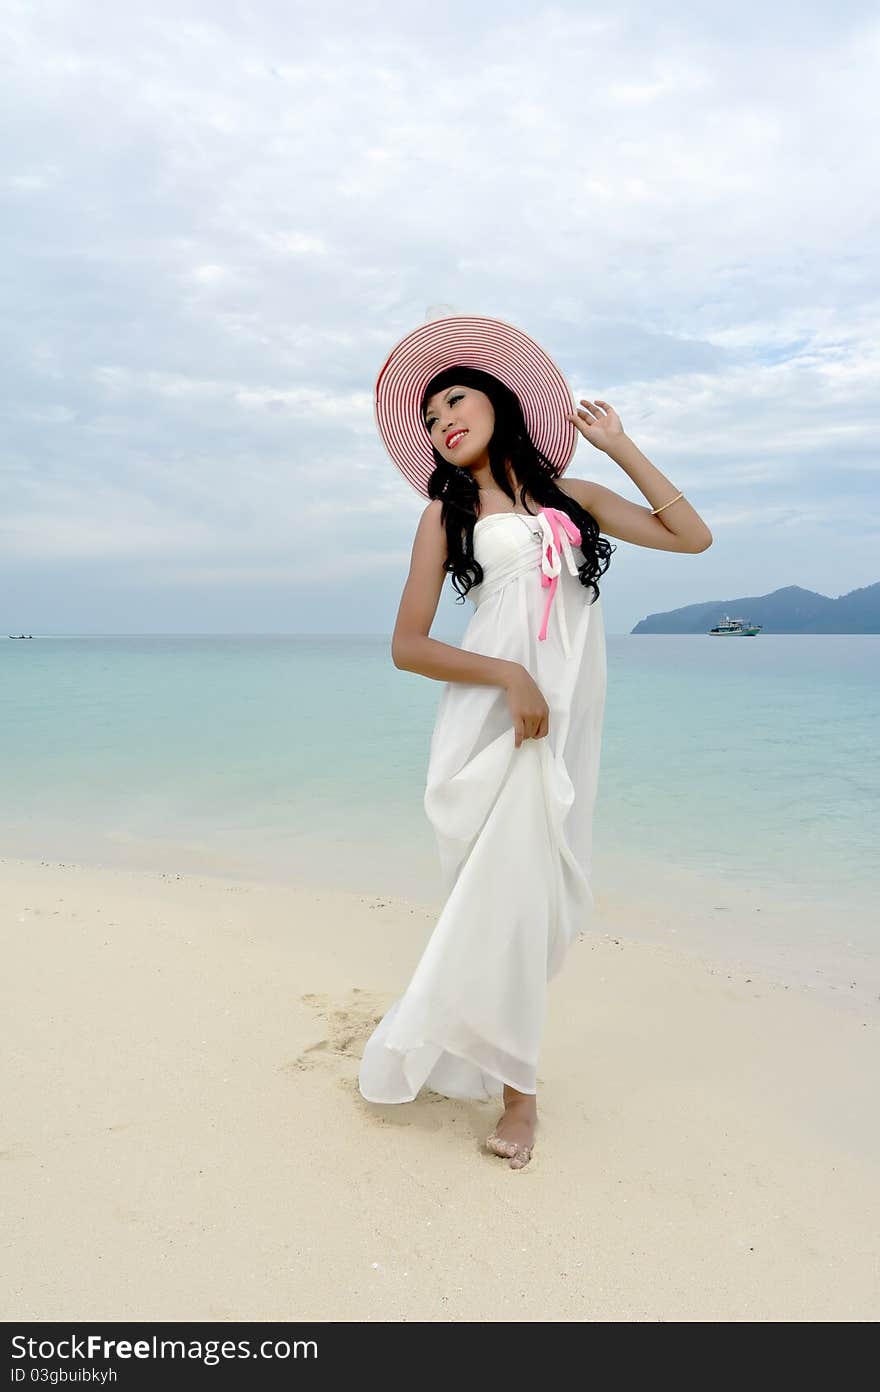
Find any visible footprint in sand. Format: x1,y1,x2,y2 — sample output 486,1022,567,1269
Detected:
286,988,388,1080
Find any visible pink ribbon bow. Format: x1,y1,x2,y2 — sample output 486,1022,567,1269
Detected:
536,507,582,657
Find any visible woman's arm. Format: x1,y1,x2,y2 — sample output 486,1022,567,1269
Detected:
560,473,712,553
564,399,713,553
391,501,518,688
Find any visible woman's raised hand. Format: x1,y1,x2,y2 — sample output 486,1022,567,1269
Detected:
566,398,625,452
503,666,550,748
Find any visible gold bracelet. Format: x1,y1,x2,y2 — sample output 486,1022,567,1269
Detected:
651,492,684,516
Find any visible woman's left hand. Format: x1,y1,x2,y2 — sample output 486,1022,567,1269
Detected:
567,399,625,453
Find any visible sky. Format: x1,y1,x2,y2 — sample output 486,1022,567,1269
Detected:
2,0,878,637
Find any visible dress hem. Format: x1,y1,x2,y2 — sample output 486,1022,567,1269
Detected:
357,1035,537,1104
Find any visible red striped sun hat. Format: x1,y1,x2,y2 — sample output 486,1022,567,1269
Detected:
374,309,578,499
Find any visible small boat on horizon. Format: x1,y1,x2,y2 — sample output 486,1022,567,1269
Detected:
8,634,35,639
708,615,762,636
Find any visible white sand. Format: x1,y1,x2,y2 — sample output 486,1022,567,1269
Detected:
2,854,878,1322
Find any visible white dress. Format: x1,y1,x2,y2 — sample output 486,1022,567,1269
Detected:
358,507,607,1103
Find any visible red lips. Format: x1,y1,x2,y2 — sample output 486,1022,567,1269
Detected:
445,429,468,448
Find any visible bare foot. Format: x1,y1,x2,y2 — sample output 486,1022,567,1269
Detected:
486,1086,537,1169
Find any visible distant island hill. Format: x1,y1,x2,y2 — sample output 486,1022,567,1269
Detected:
631,582,880,634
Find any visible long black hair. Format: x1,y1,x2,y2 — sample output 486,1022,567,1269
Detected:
420,364,615,605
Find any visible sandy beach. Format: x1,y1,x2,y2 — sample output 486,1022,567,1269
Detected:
2,853,878,1322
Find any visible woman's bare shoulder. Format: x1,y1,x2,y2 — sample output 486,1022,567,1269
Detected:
556,477,594,509
412,498,446,542
408,499,448,559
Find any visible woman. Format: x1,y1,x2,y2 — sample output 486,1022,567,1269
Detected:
358,312,712,1170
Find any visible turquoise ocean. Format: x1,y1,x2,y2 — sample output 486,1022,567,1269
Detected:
2,633,877,1008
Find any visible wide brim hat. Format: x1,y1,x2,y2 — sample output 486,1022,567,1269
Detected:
374,309,578,499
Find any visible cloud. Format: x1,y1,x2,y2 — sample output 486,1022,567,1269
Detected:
2,0,878,632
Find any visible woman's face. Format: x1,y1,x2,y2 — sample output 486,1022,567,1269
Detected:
422,385,495,470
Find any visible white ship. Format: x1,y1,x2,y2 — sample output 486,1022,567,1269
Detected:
707,615,762,636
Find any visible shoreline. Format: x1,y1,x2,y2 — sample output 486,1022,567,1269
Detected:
2,832,876,1016
2,851,879,1321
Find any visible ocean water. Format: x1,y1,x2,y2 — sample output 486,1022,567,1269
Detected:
2,632,877,1003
